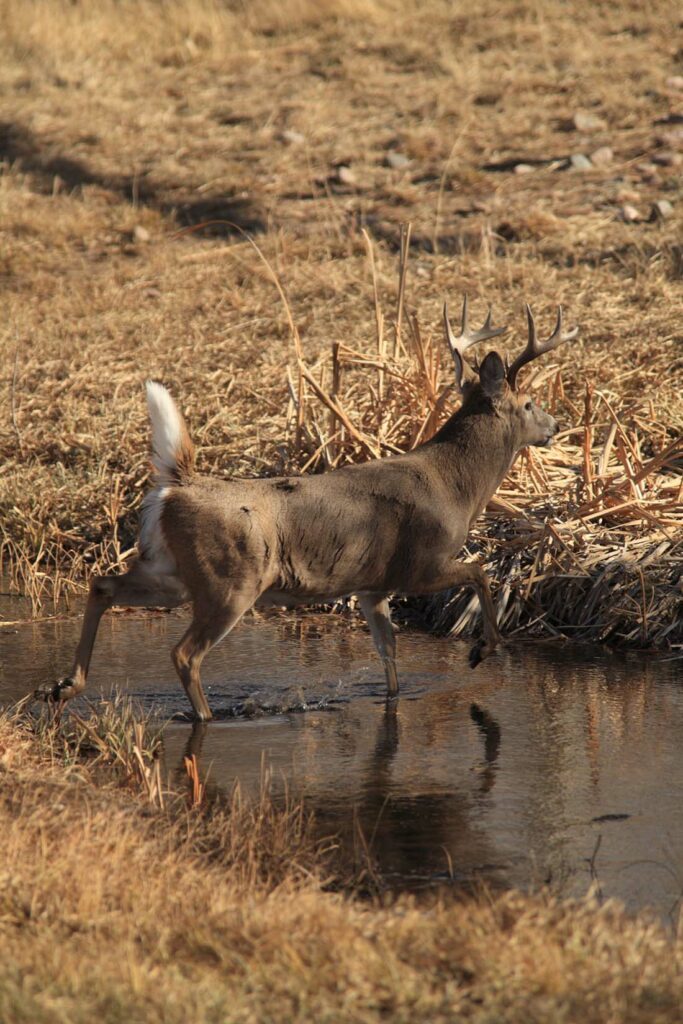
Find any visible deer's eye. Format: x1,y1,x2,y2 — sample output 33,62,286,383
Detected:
524,401,533,412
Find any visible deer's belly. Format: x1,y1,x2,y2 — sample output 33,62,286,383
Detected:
256,588,347,608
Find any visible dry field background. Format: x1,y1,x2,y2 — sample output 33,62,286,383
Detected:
1,7,682,1017
0,0,681,644
0,702,680,1024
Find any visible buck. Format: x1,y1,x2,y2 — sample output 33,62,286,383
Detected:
40,297,577,720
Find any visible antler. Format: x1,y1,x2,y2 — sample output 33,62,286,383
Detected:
507,305,579,390
443,295,508,390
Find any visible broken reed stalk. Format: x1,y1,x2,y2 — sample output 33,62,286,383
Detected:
361,228,386,404
184,752,205,808
10,339,23,457
394,222,411,360
234,230,307,453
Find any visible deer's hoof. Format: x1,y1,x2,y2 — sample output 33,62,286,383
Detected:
469,636,503,669
34,678,77,704
468,641,485,669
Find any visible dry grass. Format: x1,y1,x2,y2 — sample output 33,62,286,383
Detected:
0,701,681,1023
0,0,681,644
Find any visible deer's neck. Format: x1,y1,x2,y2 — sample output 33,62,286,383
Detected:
427,408,517,521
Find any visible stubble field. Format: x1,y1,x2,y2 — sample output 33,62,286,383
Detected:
0,0,681,644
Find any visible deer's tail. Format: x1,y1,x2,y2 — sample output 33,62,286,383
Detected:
145,381,195,486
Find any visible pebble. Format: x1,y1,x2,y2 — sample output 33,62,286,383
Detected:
385,151,410,170
573,111,606,132
620,204,641,223
649,199,674,221
665,75,683,90
281,129,305,146
657,127,683,148
133,225,151,243
635,161,658,182
570,153,592,171
652,150,683,167
514,163,534,174
590,145,613,166
334,164,356,185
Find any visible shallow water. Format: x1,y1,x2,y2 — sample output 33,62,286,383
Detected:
1,595,682,918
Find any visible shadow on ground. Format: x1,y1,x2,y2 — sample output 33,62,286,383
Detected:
0,120,267,237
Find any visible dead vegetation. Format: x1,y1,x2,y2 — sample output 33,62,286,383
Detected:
0,700,680,1024
0,0,681,646
286,239,682,647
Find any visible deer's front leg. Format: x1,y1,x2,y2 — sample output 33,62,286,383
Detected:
432,560,502,669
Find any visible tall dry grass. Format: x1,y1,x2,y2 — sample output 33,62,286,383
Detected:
0,701,681,1023
0,0,681,641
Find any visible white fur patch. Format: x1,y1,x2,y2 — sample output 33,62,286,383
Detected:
139,485,176,574
145,381,182,485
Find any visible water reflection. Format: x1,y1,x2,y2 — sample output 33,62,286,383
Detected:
469,703,501,795
342,700,505,886
1,597,682,917
176,696,505,890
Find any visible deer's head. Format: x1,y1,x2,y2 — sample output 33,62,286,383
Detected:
443,297,579,452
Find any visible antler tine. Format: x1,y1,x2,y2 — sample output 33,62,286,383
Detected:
442,300,462,359
507,304,579,390
546,305,580,348
443,296,508,391
443,300,465,391
526,302,537,352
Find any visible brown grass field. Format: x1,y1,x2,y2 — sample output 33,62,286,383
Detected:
0,4,682,1017
0,701,680,1024
0,0,681,644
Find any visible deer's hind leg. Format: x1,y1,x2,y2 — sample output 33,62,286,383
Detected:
38,562,187,705
171,588,259,722
358,593,399,697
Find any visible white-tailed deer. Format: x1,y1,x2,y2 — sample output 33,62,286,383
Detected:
40,298,577,720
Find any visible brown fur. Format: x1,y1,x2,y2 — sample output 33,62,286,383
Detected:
174,418,196,486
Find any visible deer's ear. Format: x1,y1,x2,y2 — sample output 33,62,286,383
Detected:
478,351,506,401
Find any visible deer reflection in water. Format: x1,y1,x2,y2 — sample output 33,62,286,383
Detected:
176,694,504,891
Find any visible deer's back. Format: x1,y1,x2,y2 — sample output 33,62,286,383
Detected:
159,453,470,601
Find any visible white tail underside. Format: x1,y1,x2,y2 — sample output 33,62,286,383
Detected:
145,380,183,486
138,485,175,573
139,381,183,573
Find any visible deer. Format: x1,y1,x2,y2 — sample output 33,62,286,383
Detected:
38,296,577,721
